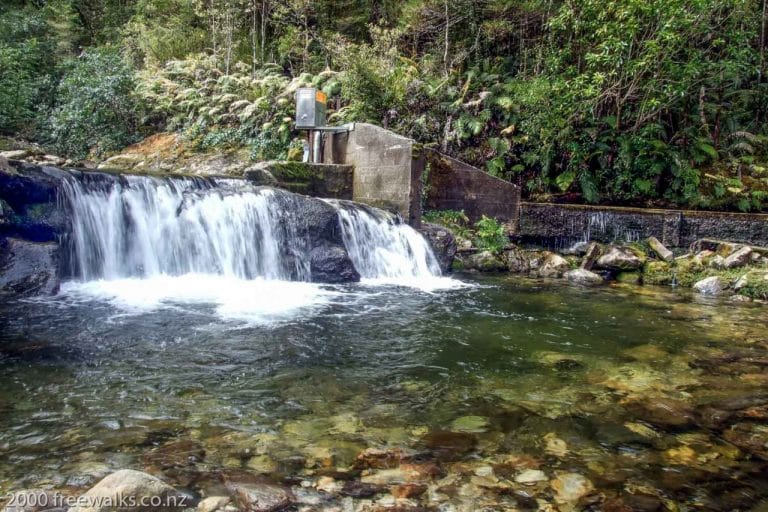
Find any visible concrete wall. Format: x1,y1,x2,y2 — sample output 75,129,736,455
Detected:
325,123,422,226
518,202,768,249
423,150,521,232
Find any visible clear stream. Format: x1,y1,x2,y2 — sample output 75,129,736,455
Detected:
0,176,767,509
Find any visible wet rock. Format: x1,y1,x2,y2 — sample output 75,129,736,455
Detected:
615,272,641,285
537,252,570,278
550,472,594,508
421,431,477,460
449,415,490,434
390,483,427,499
225,475,294,512
418,223,457,274
143,439,205,469
355,448,415,469
197,496,230,512
514,469,547,484
647,237,673,262
340,480,382,498
2,489,61,512
596,245,646,271
580,242,602,271
693,276,728,296
564,268,604,286
361,468,421,486
0,238,59,297
504,248,533,273
243,164,279,187
624,398,696,428
543,433,568,458
624,493,663,512
309,242,360,283
463,250,506,272
723,246,752,268
69,469,186,512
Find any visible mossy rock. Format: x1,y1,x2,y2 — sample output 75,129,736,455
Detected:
616,271,641,285
642,261,674,285
734,271,768,300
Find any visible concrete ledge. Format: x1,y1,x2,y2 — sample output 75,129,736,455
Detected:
518,202,768,249
244,161,353,199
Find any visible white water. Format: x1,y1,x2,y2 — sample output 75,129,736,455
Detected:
59,175,455,321
332,201,458,291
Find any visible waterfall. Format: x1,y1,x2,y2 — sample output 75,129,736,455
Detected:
62,175,308,282
61,174,441,284
332,201,442,280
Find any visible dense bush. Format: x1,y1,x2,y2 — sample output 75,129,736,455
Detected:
0,6,57,136
1,0,766,211
48,48,144,159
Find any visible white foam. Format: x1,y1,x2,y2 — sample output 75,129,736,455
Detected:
359,276,475,293
59,274,341,325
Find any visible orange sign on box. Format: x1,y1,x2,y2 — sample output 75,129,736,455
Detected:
315,91,327,104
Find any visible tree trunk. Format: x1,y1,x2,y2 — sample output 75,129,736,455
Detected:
443,0,449,76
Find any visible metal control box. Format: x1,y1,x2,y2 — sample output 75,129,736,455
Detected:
295,87,327,129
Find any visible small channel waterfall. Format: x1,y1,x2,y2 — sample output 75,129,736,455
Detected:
334,202,442,279
61,174,440,283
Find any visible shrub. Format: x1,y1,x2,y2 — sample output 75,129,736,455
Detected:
48,48,144,159
474,215,508,254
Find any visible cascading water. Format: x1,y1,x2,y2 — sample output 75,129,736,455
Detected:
62,175,307,282
332,201,442,281
57,173,452,321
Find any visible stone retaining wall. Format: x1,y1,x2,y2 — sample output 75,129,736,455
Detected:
518,203,768,249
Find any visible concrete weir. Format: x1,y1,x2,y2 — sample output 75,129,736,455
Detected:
322,123,522,230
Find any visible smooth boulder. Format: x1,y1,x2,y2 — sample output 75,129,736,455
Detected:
69,469,187,512
596,245,645,271
564,269,604,286
693,276,727,296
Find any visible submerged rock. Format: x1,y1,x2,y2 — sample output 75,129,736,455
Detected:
564,269,604,286
224,474,294,512
0,237,59,297
550,472,594,508
624,398,696,428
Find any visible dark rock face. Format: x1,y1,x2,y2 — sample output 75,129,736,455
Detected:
310,242,360,283
0,162,71,242
418,222,456,274
0,237,60,297
271,190,360,284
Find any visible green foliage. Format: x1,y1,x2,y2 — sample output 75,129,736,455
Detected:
474,215,507,255
0,6,57,136
423,209,471,239
48,48,144,159
0,0,765,213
